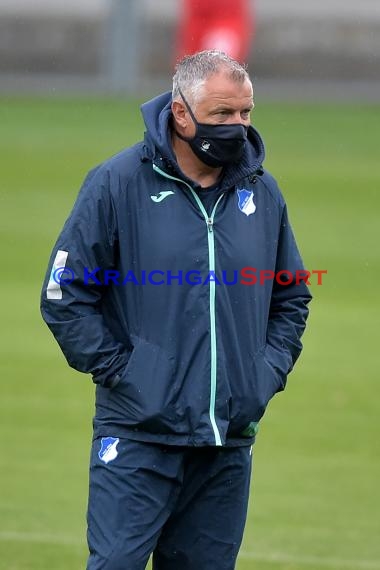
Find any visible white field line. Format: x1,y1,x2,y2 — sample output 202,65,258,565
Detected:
0,532,379,569
0,531,83,546
239,550,380,569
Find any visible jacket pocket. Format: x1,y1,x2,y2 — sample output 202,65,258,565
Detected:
106,336,176,428
228,344,286,437
249,345,285,422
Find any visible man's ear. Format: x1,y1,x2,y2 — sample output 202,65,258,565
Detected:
172,101,188,129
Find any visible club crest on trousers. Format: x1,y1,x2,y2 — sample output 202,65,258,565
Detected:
98,437,120,464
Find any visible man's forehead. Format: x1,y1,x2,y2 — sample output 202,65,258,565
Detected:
200,74,253,104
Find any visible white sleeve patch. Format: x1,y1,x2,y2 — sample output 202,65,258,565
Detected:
46,249,69,300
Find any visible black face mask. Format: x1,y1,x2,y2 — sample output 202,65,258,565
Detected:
175,88,248,168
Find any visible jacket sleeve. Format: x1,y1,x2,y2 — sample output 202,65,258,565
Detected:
265,203,312,389
40,166,131,387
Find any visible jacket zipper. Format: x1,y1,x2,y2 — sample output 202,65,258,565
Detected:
189,191,224,447
152,163,223,446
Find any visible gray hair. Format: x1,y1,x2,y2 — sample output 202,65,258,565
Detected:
172,50,250,107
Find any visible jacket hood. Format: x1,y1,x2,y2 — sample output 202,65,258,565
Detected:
141,91,266,187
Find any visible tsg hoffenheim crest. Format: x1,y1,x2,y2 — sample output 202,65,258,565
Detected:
237,189,256,216
98,437,120,464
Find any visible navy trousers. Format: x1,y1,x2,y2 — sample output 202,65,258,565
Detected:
86,438,252,570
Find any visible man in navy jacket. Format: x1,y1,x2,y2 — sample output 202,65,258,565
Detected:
41,50,311,570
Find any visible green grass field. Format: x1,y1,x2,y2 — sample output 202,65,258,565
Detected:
0,96,379,570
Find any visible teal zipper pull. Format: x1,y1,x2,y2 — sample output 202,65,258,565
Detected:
207,218,213,232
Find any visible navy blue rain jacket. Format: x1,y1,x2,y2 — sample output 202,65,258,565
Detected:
41,92,311,447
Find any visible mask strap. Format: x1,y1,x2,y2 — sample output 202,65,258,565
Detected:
178,88,198,126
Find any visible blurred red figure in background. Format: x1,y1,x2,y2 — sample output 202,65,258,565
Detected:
176,0,254,63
